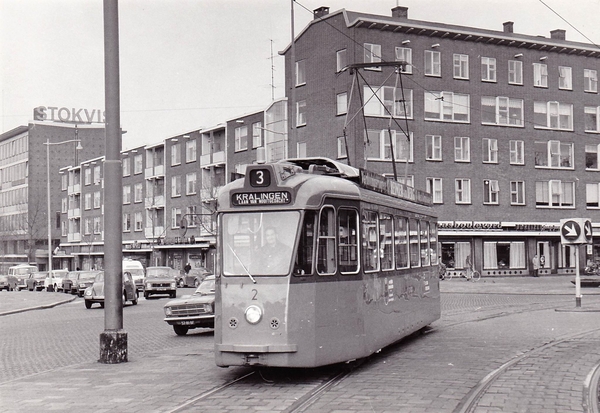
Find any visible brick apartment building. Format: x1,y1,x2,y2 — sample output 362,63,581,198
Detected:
275,5,600,276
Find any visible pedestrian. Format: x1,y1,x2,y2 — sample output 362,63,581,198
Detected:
184,262,191,274
438,258,447,280
532,254,539,277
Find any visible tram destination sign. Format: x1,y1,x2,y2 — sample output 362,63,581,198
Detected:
232,191,292,206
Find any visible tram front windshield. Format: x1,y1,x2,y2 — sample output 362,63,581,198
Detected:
222,211,299,277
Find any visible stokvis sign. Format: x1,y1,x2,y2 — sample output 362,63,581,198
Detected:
33,106,105,124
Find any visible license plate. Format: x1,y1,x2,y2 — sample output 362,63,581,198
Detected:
178,320,196,326
156,288,167,291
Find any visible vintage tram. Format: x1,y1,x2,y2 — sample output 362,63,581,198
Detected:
214,158,440,368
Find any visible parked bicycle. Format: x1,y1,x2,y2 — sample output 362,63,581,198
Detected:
445,267,481,282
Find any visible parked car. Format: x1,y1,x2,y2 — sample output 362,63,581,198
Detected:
26,272,48,291
123,259,145,292
163,274,215,335
176,267,210,288
63,270,102,295
84,271,138,309
144,266,178,299
0,274,18,291
8,264,37,291
44,269,69,292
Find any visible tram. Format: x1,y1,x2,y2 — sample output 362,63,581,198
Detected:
214,157,440,368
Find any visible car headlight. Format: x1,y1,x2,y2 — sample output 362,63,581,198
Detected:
146,283,152,289
170,282,176,288
164,307,172,316
245,305,262,324
85,290,92,296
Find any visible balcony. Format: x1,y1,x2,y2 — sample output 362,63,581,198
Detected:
145,164,165,179
199,151,225,167
68,233,82,242
144,195,165,209
145,226,164,239
68,208,81,219
67,183,81,195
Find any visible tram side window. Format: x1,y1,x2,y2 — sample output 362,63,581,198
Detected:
380,213,394,270
420,221,430,266
294,210,316,276
317,207,337,275
394,216,409,269
338,208,359,274
429,222,438,265
362,210,379,272
409,218,421,267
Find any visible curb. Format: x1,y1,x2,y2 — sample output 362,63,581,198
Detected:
0,296,77,316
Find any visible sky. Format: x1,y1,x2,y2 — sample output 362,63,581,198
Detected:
1,0,599,150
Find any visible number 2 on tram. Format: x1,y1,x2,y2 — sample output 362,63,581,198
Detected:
215,158,440,368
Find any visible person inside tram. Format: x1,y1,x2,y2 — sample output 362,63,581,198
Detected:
251,227,291,275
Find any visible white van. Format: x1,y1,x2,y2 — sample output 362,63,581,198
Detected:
123,259,145,291
9,264,38,291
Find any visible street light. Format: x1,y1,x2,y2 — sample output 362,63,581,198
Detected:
44,137,83,273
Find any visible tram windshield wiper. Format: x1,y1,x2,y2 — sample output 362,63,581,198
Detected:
226,243,257,284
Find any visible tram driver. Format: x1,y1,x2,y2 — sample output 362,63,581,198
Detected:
250,227,291,275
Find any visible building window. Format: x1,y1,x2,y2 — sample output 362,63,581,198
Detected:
336,92,348,115
123,213,131,232
481,57,496,82
455,179,471,204
586,183,600,208
533,63,548,87
134,212,143,231
481,96,524,126
186,172,197,195
454,137,470,162
534,101,573,130
122,185,131,204
171,207,182,229
61,174,68,190
297,142,307,158
62,197,69,213
510,140,524,165
585,106,600,132
534,140,573,169
483,179,499,204
584,69,598,93
84,168,92,185
296,59,306,86
132,154,142,174
93,166,101,185
510,181,525,205
395,47,412,74
482,138,498,163
185,140,196,163
93,191,101,209
366,130,413,161
336,49,347,73
134,182,143,203
426,135,442,161
94,216,102,234
84,193,92,210
186,205,197,228
234,126,248,152
83,218,92,235
426,177,443,203
364,87,412,118
483,241,526,269
558,66,572,90
508,60,523,85
170,143,181,166
122,157,130,176
296,100,307,127
535,180,575,208
252,122,262,148
424,50,441,76
424,91,470,123
586,144,600,170
364,43,381,70
171,175,181,198
337,136,347,159
453,54,469,79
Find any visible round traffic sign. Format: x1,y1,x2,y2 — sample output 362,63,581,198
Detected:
561,220,580,241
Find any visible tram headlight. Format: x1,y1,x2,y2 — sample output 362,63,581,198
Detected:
244,305,262,324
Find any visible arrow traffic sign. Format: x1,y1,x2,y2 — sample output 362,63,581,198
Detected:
560,218,593,245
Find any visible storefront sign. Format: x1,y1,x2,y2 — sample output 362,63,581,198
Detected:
33,106,105,124
438,221,501,230
232,191,291,206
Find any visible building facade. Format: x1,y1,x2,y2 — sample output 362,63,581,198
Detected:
278,6,600,276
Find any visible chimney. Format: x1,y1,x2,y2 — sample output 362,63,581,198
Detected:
392,6,408,19
314,6,329,20
550,29,566,40
503,21,514,33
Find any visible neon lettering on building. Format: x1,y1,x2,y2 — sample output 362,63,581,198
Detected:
33,106,105,124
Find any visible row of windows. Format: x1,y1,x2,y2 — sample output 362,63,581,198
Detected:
294,207,438,276
331,89,600,132
0,136,28,167
234,123,264,152
425,177,600,209
336,132,600,173
324,46,599,92
120,140,199,178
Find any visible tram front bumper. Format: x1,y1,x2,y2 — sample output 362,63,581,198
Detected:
216,344,298,353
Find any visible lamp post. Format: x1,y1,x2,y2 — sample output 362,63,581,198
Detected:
44,137,83,273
